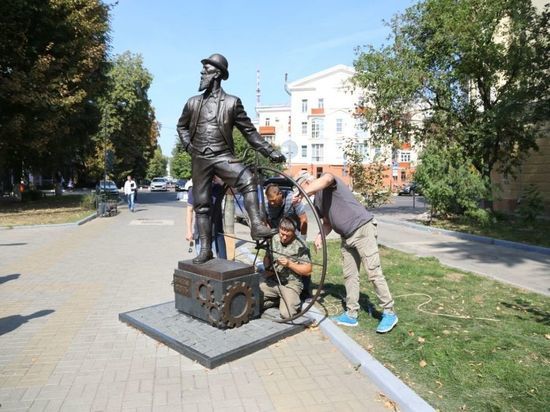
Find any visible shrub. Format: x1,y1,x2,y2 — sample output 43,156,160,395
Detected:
21,189,44,202
80,193,98,210
415,142,489,218
517,184,544,224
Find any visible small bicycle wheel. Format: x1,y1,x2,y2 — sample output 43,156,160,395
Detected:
220,166,327,323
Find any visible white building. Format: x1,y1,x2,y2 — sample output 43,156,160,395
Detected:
256,64,419,188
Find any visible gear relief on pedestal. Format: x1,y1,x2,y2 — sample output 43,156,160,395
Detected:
173,258,260,329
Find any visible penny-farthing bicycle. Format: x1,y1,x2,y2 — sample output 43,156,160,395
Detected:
221,149,327,323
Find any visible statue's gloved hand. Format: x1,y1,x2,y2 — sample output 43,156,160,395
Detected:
268,149,286,163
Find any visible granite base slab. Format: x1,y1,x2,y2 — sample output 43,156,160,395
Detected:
119,301,311,368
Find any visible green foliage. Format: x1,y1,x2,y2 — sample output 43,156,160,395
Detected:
517,184,544,224
0,0,110,182
80,192,97,210
146,147,167,179
414,142,489,218
170,140,192,179
21,189,44,202
352,0,550,182
320,242,550,411
87,52,158,183
233,130,284,171
342,138,390,208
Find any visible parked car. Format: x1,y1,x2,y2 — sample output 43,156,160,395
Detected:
96,180,119,195
138,179,151,190
398,182,422,196
175,179,188,192
150,177,168,191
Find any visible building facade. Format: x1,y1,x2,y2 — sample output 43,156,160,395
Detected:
256,65,418,190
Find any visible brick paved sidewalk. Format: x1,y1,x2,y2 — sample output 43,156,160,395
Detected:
0,193,392,412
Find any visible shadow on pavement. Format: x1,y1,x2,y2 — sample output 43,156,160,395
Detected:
427,240,550,267
0,310,55,336
0,273,20,284
0,243,27,247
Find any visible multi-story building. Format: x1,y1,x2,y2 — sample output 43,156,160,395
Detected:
256,64,418,189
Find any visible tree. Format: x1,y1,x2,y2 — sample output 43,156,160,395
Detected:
0,0,110,187
342,138,390,208
85,52,158,183
233,130,284,172
170,141,192,179
352,0,549,185
414,142,489,222
146,147,167,179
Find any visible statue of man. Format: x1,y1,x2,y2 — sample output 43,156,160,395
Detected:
177,53,286,264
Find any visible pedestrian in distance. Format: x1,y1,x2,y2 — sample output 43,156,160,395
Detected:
295,171,398,333
260,217,312,318
123,175,137,212
176,53,286,264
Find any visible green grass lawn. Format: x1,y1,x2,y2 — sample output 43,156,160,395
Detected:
312,241,549,411
423,215,550,249
0,194,95,226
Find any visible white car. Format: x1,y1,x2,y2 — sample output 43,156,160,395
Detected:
150,177,168,191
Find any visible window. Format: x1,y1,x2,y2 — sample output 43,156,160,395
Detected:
301,99,308,113
263,135,275,144
312,144,324,162
301,122,307,135
401,171,406,181
316,167,323,178
400,151,411,162
318,98,324,109
311,118,324,139
336,118,343,133
265,117,270,126
357,142,369,160
301,145,307,157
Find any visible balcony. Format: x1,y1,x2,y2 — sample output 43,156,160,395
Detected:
311,108,324,115
259,126,275,135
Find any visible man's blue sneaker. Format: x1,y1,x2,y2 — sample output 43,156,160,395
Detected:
331,312,358,327
376,312,398,333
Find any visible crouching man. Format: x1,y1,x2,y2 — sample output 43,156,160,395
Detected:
260,217,312,318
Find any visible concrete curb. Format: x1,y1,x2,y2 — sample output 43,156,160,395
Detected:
305,308,435,412
0,212,97,230
377,217,550,256
240,244,434,410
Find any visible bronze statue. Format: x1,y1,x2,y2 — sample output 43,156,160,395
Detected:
177,53,286,264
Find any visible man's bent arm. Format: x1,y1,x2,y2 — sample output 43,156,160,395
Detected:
305,173,335,196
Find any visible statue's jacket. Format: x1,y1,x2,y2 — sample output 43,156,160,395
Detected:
177,88,273,156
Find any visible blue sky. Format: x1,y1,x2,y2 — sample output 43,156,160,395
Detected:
108,0,416,157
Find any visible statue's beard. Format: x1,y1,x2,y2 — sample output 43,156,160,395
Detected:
198,74,215,91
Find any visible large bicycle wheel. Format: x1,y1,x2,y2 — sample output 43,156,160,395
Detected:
221,166,327,323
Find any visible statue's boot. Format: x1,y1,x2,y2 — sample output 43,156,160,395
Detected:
243,191,277,240
193,214,214,264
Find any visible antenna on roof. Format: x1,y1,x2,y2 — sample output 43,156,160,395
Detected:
284,73,290,96
255,68,261,118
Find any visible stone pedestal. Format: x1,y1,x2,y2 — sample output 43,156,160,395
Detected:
173,258,260,329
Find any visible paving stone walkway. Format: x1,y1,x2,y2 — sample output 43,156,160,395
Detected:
0,192,390,411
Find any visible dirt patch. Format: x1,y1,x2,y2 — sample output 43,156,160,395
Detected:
446,272,465,282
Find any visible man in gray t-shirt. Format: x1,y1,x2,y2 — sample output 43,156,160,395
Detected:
295,171,398,333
